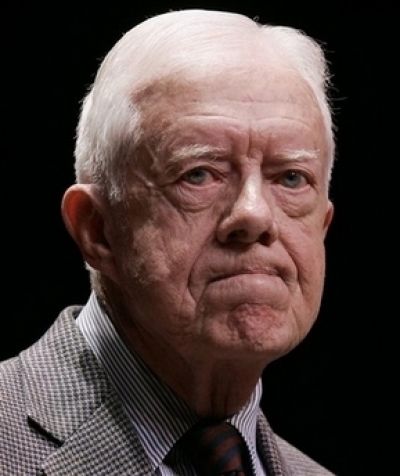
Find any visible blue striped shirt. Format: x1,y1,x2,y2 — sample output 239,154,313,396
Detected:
76,292,267,475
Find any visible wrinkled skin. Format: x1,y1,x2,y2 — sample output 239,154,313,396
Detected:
63,60,334,417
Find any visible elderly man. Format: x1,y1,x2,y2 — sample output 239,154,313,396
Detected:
0,9,335,475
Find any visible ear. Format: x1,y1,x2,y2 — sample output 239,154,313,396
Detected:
323,200,334,238
61,184,117,280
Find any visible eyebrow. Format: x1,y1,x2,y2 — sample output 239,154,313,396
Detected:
165,146,320,163
277,149,320,161
148,143,227,183
167,144,227,165
149,144,320,178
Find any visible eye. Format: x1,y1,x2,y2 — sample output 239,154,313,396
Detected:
278,170,309,189
181,167,213,185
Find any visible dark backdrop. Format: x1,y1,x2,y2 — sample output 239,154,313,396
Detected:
3,2,392,475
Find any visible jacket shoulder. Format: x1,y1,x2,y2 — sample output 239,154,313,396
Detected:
0,306,88,475
0,352,57,475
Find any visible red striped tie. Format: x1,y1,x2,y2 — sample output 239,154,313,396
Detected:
179,420,253,475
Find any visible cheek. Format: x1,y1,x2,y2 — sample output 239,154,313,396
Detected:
281,217,327,299
115,207,216,292
120,223,187,288
273,223,327,348
298,242,326,308
129,224,173,283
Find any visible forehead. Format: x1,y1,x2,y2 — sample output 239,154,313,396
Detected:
135,59,327,158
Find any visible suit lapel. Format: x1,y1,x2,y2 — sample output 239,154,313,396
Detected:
20,307,155,475
42,391,154,475
257,410,290,476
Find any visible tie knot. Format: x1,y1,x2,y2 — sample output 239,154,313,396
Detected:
179,420,252,476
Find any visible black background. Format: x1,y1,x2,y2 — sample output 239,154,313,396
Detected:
3,2,393,475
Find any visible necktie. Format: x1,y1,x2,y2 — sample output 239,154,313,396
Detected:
179,419,253,475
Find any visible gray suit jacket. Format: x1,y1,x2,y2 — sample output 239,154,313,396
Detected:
0,306,334,475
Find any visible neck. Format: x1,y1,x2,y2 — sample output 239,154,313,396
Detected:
100,285,267,418
163,359,264,418
127,328,266,417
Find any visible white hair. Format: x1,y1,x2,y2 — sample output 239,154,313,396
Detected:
75,9,335,202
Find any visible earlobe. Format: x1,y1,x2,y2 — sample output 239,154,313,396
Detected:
61,185,116,278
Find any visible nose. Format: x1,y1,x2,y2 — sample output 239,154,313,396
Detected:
216,173,278,246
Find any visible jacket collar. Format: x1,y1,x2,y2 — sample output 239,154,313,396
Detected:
257,409,289,476
20,306,154,475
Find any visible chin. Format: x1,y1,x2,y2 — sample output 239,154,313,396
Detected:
236,321,304,359
207,328,299,366
203,305,309,361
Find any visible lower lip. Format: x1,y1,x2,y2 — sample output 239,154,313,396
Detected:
208,273,286,304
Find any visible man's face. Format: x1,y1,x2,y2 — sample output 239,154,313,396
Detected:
104,61,333,367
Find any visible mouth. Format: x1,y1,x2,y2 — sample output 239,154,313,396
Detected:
210,268,279,283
